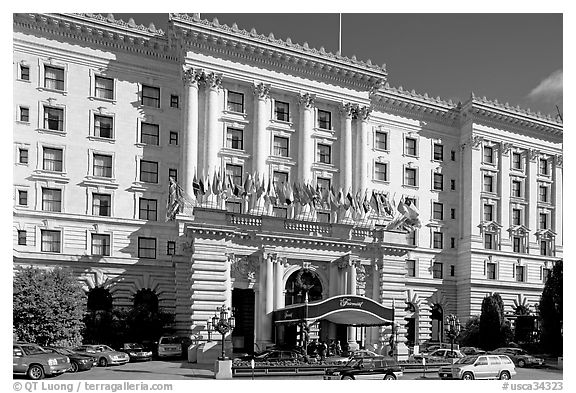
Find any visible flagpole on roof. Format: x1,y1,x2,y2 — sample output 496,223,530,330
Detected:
338,13,342,54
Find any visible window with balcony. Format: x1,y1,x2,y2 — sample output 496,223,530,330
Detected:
433,143,444,161
41,230,61,253
433,202,443,220
483,146,494,164
274,100,290,121
484,204,494,222
42,188,61,212
374,162,388,181
44,66,64,91
433,231,443,249
317,109,331,130
483,174,494,193
92,193,111,216
138,237,156,259
405,137,417,156
487,262,497,279
43,106,64,131
94,76,114,100
515,265,525,282
317,143,331,164
375,131,388,150
227,91,244,112
139,198,158,221
273,136,289,157
91,234,111,256
405,168,417,187
433,173,444,191
140,160,158,183
94,115,113,139
432,262,443,279
226,128,244,150
93,154,112,178
406,260,416,277
141,85,160,108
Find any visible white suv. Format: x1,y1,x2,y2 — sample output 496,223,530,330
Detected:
438,354,516,380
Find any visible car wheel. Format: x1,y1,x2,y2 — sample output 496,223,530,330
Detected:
70,361,79,373
99,357,108,367
384,374,397,380
500,371,511,380
462,372,474,380
518,360,525,368
341,375,354,380
27,365,44,380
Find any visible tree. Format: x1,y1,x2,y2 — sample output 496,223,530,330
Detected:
539,260,563,355
457,315,480,347
13,266,86,346
479,293,508,350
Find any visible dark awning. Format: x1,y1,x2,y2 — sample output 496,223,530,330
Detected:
273,295,394,326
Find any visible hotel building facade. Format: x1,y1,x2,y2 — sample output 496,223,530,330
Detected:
13,13,563,356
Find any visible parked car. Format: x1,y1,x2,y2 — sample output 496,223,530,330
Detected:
252,349,307,363
324,357,403,380
157,336,184,359
489,348,544,368
13,343,70,380
43,346,96,372
412,348,464,362
438,354,516,380
350,349,381,359
119,343,152,362
73,344,129,367
460,346,486,356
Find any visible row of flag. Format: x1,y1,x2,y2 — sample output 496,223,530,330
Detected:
166,171,423,232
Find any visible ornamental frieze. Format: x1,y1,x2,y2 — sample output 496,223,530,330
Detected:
253,82,271,100
298,92,315,109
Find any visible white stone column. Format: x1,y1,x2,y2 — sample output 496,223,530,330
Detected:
181,67,202,199
370,263,381,347
467,135,483,240
527,149,539,250
553,155,563,245
347,260,359,351
499,143,512,246
203,72,222,178
274,257,285,310
298,93,315,183
261,251,275,344
253,83,271,178
356,106,371,193
339,103,354,193
328,262,338,297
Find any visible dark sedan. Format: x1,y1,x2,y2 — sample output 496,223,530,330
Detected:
43,347,96,372
119,343,153,362
324,357,403,380
489,348,545,368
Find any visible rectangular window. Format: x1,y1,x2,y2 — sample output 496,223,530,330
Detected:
512,152,522,170
317,144,331,164
44,66,64,90
450,265,455,276
19,107,29,122
543,268,552,283
170,94,179,108
450,208,456,219
512,209,521,226
433,231,443,249
484,204,494,222
18,190,28,206
432,262,443,279
406,260,416,277
375,131,388,150
140,160,158,183
273,206,288,218
20,65,30,81
484,233,494,249
18,148,28,164
406,230,416,246
273,136,289,157
450,237,456,248
138,237,156,259
450,150,456,161
483,146,494,164
169,131,179,145
511,180,522,198
43,106,64,131
539,158,549,175
42,188,61,212
167,241,176,255
141,85,160,108
43,147,63,172
226,201,242,213
94,115,113,139
17,230,27,245
141,122,160,145
539,186,549,203
273,171,289,189
93,154,112,178
433,143,444,161
450,179,456,191
540,240,549,256
168,168,178,182
226,164,243,186
539,213,548,229
91,234,111,256
317,109,332,130
227,91,244,112
94,76,114,100
92,193,111,216
433,202,443,220
515,265,525,282
433,173,444,191
404,168,417,186
316,177,331,194
274,100,290,122
41,230,61,253
405,137,417,156
374,162,388,181
226,128,244,150
487,262,496,279
513,236,522,253
317,212,330,223
483,174,493,193
139,198,158,221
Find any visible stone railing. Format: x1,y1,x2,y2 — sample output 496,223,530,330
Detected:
227,213,262,228
284,219,332,235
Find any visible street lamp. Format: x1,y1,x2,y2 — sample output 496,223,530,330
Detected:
206,320,213,342
445,314,461,355
211,305,235,360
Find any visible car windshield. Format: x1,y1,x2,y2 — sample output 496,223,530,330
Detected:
96,345,114,352
125,344,143,350
345,358,363,367
54,348,74,355
455,356,477,365
160,337,181,344
21,345,48,355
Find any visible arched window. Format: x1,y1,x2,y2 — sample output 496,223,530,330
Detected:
284,269,322,306
87,286,112,311
133,288,159,312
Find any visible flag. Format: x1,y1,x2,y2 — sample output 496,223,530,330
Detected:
224,174,234,199
293,182,302,205
166,177,185,220
397,197,407,216
381,194,393,216
284,182,294,205
243,173,253,198
370,191,379,215
276,181,286,205
204,175,212,197
256,175,266,199
266,178,278,206
361,189,370,213
212,171,220,195
344,188,352,211
198,176,205,196
192,173,200,197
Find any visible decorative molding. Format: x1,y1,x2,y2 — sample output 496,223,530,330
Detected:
469,135,484,150
355,105,372,121
356,264,367,293
252,82,271,100
298,92,315,109
182,67,203,86
554,154,563,168
228,253,259,282
203,71,222,90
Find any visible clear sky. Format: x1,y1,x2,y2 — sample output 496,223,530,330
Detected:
114,13,562,117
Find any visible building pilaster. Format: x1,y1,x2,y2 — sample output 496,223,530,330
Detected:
339,102,354,193
253,82,271,178
297,93,315,183
553,154,563,247
203,72,222,178
355,106,371,193
499,142,512,247
527,149,539,250
181,67,202,199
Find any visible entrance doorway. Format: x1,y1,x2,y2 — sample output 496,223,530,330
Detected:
431,303,444,342
231,289,254,353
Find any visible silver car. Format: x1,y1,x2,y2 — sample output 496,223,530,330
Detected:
73,345,129,367
438,354,516,380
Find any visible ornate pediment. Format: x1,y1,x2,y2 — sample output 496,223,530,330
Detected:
478,220,502,232
508,225,530,236
535,228,557,240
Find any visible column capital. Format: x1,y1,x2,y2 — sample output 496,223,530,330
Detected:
500,142,513,156
298,92,316,109
466,134,484,150
554,154,563,168
355,105,372,122
253,82,271,100
182,67,203,86
339,102,355,118
528,148,541,162
203,71,223,91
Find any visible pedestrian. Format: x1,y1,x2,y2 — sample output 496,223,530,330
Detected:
318,341,327,360
335,340,342,356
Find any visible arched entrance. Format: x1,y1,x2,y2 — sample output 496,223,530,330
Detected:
133,288,159,312
404,302,418,346
430,303,444,342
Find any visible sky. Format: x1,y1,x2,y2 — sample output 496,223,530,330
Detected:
114,13,563,117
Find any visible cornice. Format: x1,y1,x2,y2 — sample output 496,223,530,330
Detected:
13,13,178,62
168,13,387,90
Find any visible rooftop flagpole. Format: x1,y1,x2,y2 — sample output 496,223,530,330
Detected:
339,13,342,54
